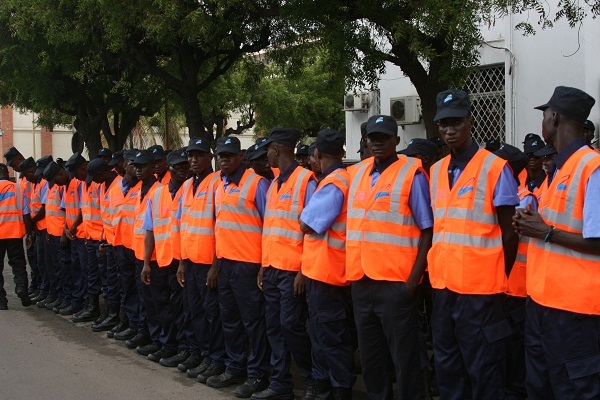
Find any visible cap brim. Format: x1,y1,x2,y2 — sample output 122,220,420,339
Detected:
34,167,45,177
186,146,210,153
533,145,557,157
19,170,26,179
215,145,241,155
257,137,275,149
108,158,120,166
433,108,470,122
534,103,549,111
248,148,267,161
85,175,94,185
47,178,56,189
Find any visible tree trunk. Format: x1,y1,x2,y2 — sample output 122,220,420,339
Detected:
76,108,105,158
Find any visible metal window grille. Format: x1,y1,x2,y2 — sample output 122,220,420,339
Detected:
465,64,506,145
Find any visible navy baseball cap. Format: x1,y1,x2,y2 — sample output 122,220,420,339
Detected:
131,150,154,165
533,144,557,158
260,128,301,149
123,149,138,161
108,150,124,166
3,147,23,165
398,138,438,159
535,86,595,124
584,120,595,132
245,144,267,161
43,161,64,188
18,157,35,178
148,145,166,160
65,153,87,178
215,136,241,154
97,148,112,158
365,115,398,136
187,137,212,153
522,133,544,154
85,158,109,185
35,156,54,177
485,139,502,152
315,129,345,156
296,143,310,156
167,148,189,165
494,144,529,180
433,89,472,122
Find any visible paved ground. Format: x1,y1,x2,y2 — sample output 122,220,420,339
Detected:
0,267,370,400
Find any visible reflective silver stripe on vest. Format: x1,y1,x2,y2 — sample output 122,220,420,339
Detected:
542,151,597,230
0,215,22,223
532,238,600,262
46,209,65,217
433,207,496,225
263,227,304,241
217,220,261,234
515,253,527,264
363,231,420,247
346,230,363,241
307,232,346,250
187,226,214,235
217,203,260,218
433,232,502,248
0,205,19,212
134,227,146,235
265,168,311,220
154,232,171,242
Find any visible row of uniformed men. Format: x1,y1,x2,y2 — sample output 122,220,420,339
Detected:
1,84,599,400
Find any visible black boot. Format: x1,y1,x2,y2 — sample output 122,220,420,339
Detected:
71,295,100,323
16,286,32,307
92,307,120,332
107,316,129,338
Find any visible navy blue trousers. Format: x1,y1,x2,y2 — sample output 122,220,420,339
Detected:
104,246,121,309
70,238,88,309
431,289,511,400
305,277,355,389
0,238,28,303
86,240,103,297
115,246,142,331
525,298,600,400
48,235,72,304
150,261,183,350
506,296,527,400
178,265,197,353
262,266,314,392
185,260,225,363
35,230,51,297
218,258,269,378
26,235,39,291
352,277,423,400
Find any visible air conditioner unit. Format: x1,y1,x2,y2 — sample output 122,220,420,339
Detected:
390,96,421,125
344,93,369,112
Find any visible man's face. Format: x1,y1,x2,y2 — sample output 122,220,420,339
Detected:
437,116,473,153
134,163,155,181
92,171,107,185
295,154,311,170
24,167,37,183
583,128,595,147
541,108,557,145
217,152,242,176
125,160,137,181
54,169,70,186
169,162,190,184
75,162,88,181
366,132,399,161
526,153,543,179
250,154,272,178
154,157,168,175
99,155,111,164
113,160,126,176
309,153,321,175
266,143,279,168
187,150,211,175
542,153,556,173
9,155,25,172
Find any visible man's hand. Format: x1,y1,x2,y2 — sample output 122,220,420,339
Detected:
141,263,151,285
60,232,69,248
64,227,75,241
293,271,305,296
257,267,264,291
513,205,549,239
406,277,418,301
177,262,185,288
26,234,33,249
98,242,108,259
206,264,218,290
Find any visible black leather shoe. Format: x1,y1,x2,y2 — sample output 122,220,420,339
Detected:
205,370,245,388
187,360,211,378
30,292,42,301
53,301,69,313
59,305,81,316
115,328,138,342
178,354,203,372
148,347,178,363
159,350,190,367
71,307,101,323
198,363,226,384
37,297,53,308
251,388,295,400
92,310,120,332
16,287,32,307
45,298,62,310
107,318,129,338
234,377,270,398
93,312,107,325
125,333,151,349
137,342,162,357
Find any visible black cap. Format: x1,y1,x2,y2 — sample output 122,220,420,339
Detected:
535,86,595,124
97,148,113,158
147,145,166,161
186,137,211,153
296,143,310,156
246,144,268,161
108,150,124,166
85,158,109,185
308,143,316,156
533,144,557,158
260,128,301,149
3,147,23,165
18,157,36,178
360,122,368,138
215,136,241,154
131,150,154,165
433,89,472,122
485,139,502,152
365,115,398,136
398,138,438,160
167,148,189,165
584,120,595,132
522,133,544,154
315,129,345,156
123,149,138,161
429,136,446,148
255,137,269,146
43,161,63,188
494,144,529,179
35,156,54,177
65,152,87,179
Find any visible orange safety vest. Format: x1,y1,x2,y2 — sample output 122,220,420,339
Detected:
16,177,31,215
64,179,86,239
100,176,123,245
133,181,161,261
301,168,349,286
428,149,508,295
45,185,65,237
170,185,183,261
158,171,171,185
527,147,600,315
506,187,538,298
81,182,103,240
181,172,221,264
114,181,141,250
263,166,313,271
346,157,423,282
346,157,373,179
215,169,263,264
150,185,174,267
0,180,26,238
30,179,48,231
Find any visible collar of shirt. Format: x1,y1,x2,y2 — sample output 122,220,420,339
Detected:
277,161,300,186
157,169,168,181
552,136,587,171
140,176,157,200
369,154,398,176
450,141,480,171
528,170,546,191
319,161,345,183
221,164,246,187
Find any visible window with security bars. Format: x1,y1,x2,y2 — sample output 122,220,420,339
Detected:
465,64,506,145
